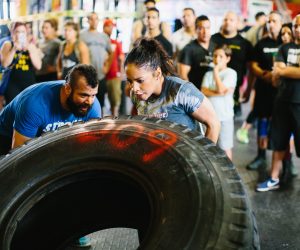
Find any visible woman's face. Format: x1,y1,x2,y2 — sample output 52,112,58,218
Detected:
13,25,27,40
64,25,77,41
125,63,161,101
42,22,55,39
281,26,293,44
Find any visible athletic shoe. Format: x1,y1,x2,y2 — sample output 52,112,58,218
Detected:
256,178,280,192
236,128,249,144
246,156,266,170
72,236,91,248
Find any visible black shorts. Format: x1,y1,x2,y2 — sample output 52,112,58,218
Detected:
253,80,277,118
269,99,300,157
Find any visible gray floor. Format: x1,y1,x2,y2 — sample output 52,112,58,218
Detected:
67,103,300,250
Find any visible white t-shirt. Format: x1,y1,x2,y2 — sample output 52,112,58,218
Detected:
171,27,197,53
202,67,237,121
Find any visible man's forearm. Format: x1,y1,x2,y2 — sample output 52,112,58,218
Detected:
280,66,300,79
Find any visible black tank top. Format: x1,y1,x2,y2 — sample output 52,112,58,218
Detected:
9,50,36,89
61,49,79,80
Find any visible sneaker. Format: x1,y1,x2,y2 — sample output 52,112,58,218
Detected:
256,178,280,192
236,128,249,144
72,236,91,248
247,156,266,170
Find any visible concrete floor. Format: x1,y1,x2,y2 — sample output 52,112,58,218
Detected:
66,102,300,250
233,117,300,250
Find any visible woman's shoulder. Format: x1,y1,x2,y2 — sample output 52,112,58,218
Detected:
166,76,187,85
165,76,198,94
1,40,13,50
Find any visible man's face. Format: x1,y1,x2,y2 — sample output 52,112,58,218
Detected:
66,76,98,117
182,9,196,28
103,24,113,37
196,20,211,43
257,15,267,26
222,12,238,35
88,13,99,30
293,16,300,42
268,13,282,37
145,10,160,30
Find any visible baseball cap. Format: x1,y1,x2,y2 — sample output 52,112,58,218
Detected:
103,19,116,27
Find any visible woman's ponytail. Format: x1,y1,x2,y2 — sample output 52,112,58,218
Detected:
125,38,176,76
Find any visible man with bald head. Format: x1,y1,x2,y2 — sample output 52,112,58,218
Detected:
247,11,283,170
211,11,254,116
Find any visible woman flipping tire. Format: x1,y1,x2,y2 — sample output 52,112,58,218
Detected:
0,116,259,250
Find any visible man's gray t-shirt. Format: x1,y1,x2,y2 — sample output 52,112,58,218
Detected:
131,76,204,132
80,30,111,80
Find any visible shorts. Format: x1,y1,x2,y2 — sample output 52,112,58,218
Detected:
218,119,234,150
269,100,300,157
253,80,277,118
257,118,270,138
106,78,122,107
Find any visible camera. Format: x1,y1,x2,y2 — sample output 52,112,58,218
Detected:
17,32,27,48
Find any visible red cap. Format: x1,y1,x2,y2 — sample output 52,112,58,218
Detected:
103,19,115,27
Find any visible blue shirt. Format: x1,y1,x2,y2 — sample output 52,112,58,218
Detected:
0,81,101,138
131,76,204,132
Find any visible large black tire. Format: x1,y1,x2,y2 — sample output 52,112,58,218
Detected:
0,116,259,250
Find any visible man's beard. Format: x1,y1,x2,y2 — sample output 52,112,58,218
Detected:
222,28,230,35
66,95,91,117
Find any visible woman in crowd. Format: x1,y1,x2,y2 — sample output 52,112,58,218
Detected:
279,22,294,44
125,38,220,143
57,21,90,80
0,21,41,104
36,18,61,82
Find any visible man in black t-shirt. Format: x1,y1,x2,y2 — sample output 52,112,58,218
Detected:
144,7,173,57
211,11,254,116
246,11,282,170
257,14,300,192
178,15,214,89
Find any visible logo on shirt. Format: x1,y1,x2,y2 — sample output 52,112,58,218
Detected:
229,44,241,50
145,112,168,119
15,54,30,71
287,48,300,66
263,47,278,54
62,59,77,68
200,55,213,67
43,120,81,132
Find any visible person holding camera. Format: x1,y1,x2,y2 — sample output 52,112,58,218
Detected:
0,21,42,105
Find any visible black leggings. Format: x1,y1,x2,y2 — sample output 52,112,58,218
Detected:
246,110,257,124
